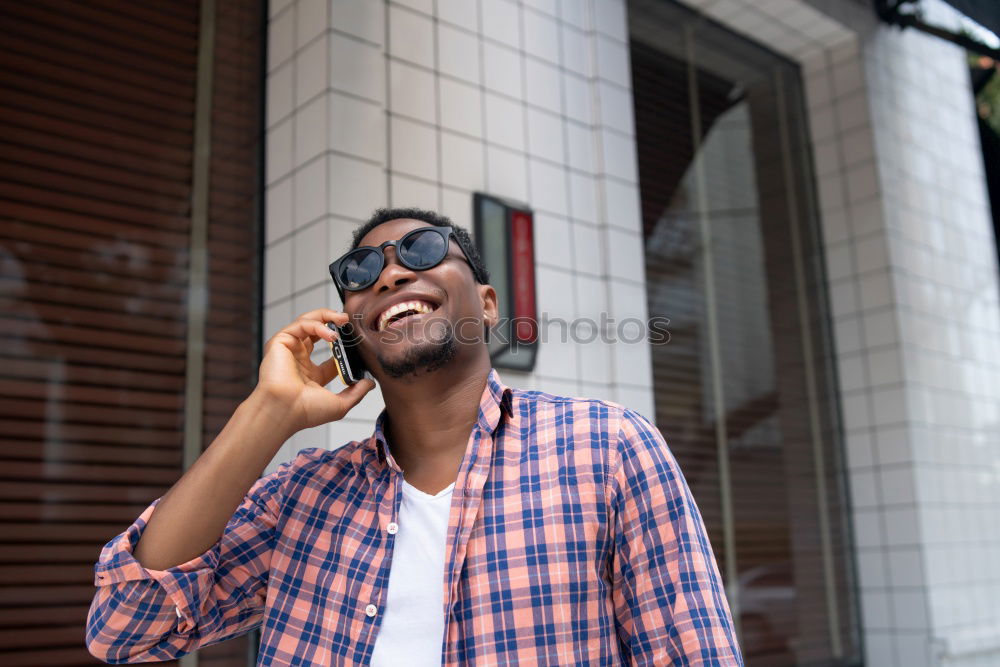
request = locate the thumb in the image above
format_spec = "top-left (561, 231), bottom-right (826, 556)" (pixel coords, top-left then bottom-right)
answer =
top-left (337, 377), bottom-right (377, 410)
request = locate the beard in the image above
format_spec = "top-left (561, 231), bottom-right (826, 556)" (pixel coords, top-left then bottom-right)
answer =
top-left (375, 318), bottom-right (458, 379)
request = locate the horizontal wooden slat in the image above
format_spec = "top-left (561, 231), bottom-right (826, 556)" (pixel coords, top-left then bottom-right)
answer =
top-left (0, 584), bottom-right (101, 606)
top-left (0, 604), bottom-right (85, 628)
top-left (0, 379), bottom-right (183, 411)
top-left (0, 543), bottom-right (108, 563)
top-left (0, 420), bottom-right (181, 449)
top-left (0, 481), bottom-right (166, 504)
top-left (0, 645), bottom-right (132, 666)
top-left (0, 461), bottom-right (180, 486)
top-left (0, 399), bottom-right (181, 429)
top-left (0, 502), bottom-right (162, 524)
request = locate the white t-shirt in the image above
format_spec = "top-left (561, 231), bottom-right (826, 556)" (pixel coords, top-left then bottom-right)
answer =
top-left (369, 478), bottom-right (454, 667)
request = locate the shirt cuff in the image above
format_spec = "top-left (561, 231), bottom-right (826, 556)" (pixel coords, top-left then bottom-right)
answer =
top-left (93, 497), bottom-right (222, 631)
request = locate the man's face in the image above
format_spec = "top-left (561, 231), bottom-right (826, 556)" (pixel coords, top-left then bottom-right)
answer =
top-left (342, 218), bottom-right (496, 379)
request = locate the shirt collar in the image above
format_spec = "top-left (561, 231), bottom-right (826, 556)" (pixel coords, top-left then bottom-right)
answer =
top-left (366, 368), bottom-right (514, 469)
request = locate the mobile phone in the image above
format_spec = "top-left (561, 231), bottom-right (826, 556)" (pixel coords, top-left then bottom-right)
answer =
top-left (326, 321), bottom-right (369, 385)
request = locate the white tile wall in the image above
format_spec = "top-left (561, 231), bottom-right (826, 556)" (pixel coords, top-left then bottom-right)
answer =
top-left (265, 0), bottom-right (653, 463)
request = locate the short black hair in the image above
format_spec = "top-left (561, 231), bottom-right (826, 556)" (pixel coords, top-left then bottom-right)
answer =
top-left (350, 207), bottom-right (490, 285)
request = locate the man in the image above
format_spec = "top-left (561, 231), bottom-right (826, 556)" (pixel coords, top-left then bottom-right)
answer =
top-left (86, 208), bottom-right (742, 665)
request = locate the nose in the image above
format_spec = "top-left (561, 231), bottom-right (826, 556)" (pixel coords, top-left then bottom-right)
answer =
top-left (372, 244), bottom-right (417, 293)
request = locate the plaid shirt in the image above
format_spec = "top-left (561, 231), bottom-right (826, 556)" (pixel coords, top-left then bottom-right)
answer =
top-left (87, 369), bottom-right (742, 665)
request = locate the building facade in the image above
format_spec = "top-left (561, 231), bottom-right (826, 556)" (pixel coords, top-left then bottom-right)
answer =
top-left (1, 0), bottom-right (996, 665)
top-left (262, 0), bottom-right (1000, 666)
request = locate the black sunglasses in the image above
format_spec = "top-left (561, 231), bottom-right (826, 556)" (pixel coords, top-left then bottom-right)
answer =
top-left (329, 226), bottom-right (483, 301)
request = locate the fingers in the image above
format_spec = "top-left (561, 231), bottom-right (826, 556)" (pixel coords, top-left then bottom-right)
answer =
top-left (297, 308), bottom-right (349, 326)
top-left (282, 318), bottom-right (338, 344)
top-left (316, 356), bottom-right (342, 387)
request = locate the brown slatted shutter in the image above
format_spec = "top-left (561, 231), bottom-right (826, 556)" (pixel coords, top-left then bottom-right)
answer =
top-left (0, 0), bottom-right (263, 664)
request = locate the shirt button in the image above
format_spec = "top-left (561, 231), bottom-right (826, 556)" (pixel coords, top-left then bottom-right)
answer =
top-left (365, 604), bottom-right (378, 618)
top-left (387, 522), bottom-right (399, 535)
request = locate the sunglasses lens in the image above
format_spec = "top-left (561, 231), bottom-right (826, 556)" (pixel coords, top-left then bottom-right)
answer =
top-left (338, 248), bottom-right (382, 290)
top-left (399, 229), bottom-right (448, 269)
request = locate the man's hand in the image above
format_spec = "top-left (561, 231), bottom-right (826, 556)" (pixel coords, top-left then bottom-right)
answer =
top-left (255, 308), bottom-right (376, 434)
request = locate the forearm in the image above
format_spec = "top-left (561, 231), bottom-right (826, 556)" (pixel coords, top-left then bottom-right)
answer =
top-left (133, 390), bottom-right (297, 571)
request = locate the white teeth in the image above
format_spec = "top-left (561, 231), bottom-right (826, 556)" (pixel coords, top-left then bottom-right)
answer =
top-left (377, 300), bottom-right (436, 332)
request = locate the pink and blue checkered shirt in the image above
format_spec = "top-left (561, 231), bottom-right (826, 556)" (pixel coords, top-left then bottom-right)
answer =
top-left (87, 369), bottom-right (742, 665)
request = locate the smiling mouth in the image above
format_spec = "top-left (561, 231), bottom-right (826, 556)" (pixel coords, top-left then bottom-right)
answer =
top-left (375, 300), bottom-right (440, 332)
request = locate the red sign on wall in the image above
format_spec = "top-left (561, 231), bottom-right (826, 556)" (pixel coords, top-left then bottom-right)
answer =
top-left (473, 193), bottom-right (538, 372)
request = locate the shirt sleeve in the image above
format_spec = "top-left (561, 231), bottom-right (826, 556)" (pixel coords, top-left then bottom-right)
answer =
top-left (85, 457), bottom-right (296, 664)
top-left (608, 408), bottom-right (744, 666)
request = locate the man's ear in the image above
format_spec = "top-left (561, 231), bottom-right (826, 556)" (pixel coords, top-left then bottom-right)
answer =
top-left (479, 284), bottom-right (498, 328)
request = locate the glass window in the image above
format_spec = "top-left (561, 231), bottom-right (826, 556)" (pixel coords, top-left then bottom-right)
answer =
top-left (629, 0), bottom-right (861, 663)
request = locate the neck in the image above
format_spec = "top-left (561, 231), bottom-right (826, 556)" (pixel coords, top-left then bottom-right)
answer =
top-left (379, 354), bottom-right (493, 485)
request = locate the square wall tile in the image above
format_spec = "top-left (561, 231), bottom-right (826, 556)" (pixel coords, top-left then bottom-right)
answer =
top-left (266, 178), bottom-right (294, 244)
top-left (293, 220), bottom-right (329, 291)
top-left (566, 122), bottom-right (596, 174)
top-left (526, 108), bottom-right (564, 163)
top-left (267, 118), bottom-right (294, 185)
top-left (485, 92), bottom-right (525, 151)
top-left (296, 35), bottom-right (329, 107)
top-left (437, 0), bottom-right (478, 31)
top-left (439, 78), bottom-right (483, 138)
top-left (482, 0), bottom-right (520, 47)
top-left (388, 4), bottom-right (434, 68)
top-left (595, 34), bottom-right (630, 88)
top-left (296, 0), bottom-right (328, 49)
top-left (328, 93), bottom-right (386, 163)
top-left (529, 158), bottom-right (568, 216)
top-left (534, 213), bottom-right (573, 271)
top-left (564, 72), bottom-right (594, 125)
top-left (269, 7), bottom-right (295, 72)
top-left (593, 0), bottom-right (627, 42)
top-left (263, 299), bottom-right (293, 344)
top-left (562, 25), bottom-right (593, 78)
top-left (603, 179), bottom-right (641, 231)
top-left (268, 62), bottom-right (294, 127)
top-left (525, 58), bottom-right (563, 114)
top-left (326, 216), bottom-right (361, 264)
top-left (598, 81), bottom-right (634, 136)
top-left (330, 34), bottom-right (384, 103)
top-left (600, 129), bottom-right (638, 182)
top-left (486, 145), bottom-right (529, 201)
top-left (573, 222), bottom-right (602, 276)
top-left (328, 153), bottom-right (386, 221)
top-left (293, 156), bottom-right (328, 228)
top-left (569, 172), bottom-right (599, 224)
top-left (294, 94), bottom-right (328, 168)
top-left (441, 131), bottom-right (485, 191)
top-left (331, 0), bottom-right (384, 45)
top-left (394, 0), bottom-right (433, 15)
top-left (483, 42), bottom-right (523, 99)
top-left (390, 59), bottom-right (436, 124)
top-left (605, 227), bottom-right (644, 283)
top-left (438, 22), bottom-right (481, 85)
top-left (560, 0), bottom-right (591, 31)
top-left (265, 236), bottom-right (293, 305)
top-left (390, 116), bottom-right (438, 178)
top-left (523, 9), bottom-right (560, 65)
top-left (441, 186), bottom-right (474, 227)
top-left (390, 173), bottom-right (439, 210)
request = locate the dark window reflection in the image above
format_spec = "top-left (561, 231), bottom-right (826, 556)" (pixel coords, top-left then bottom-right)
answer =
top-left (0, 0), bottom-right (263, 664)
top-left (629, 1), bottom-right (861, 664)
